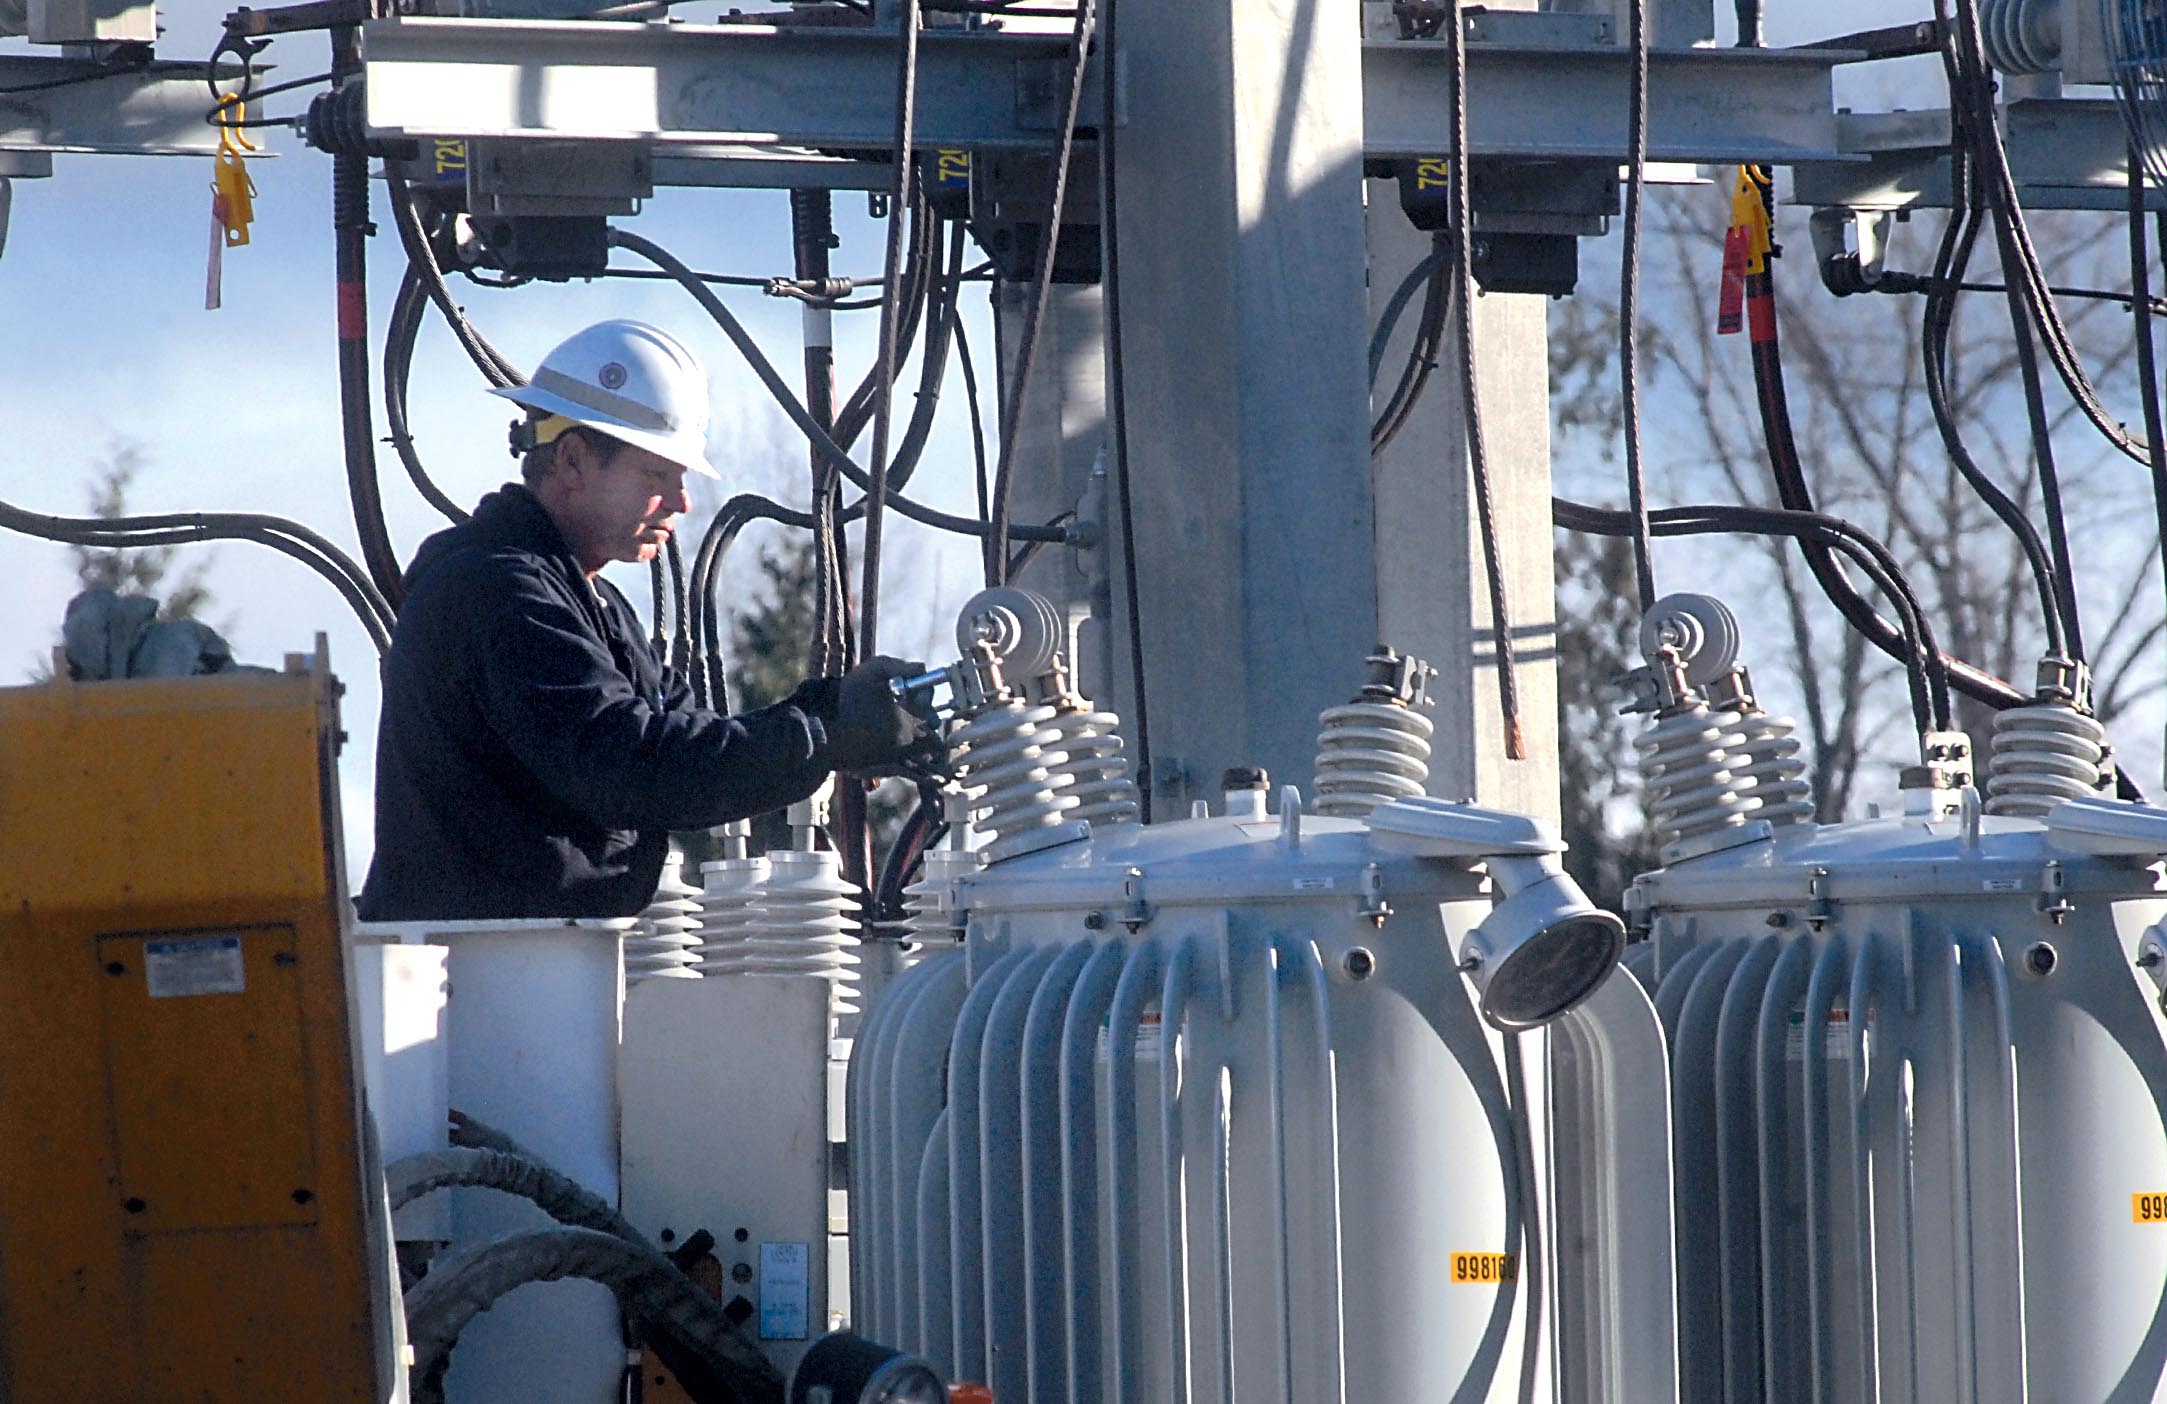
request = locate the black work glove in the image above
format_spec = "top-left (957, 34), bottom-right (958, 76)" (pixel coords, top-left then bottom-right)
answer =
top-left (828, 655), bottom-right (939, 772)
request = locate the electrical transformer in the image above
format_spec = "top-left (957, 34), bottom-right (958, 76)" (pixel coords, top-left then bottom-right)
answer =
top-left (847, 589), bottom-right (1652, 1403)
top-left (1622, 593), bottom-right (2167, 1404)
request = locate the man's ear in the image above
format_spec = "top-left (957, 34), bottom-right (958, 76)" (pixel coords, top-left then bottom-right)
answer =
top-left (553, 430), bottom-right (593, 486)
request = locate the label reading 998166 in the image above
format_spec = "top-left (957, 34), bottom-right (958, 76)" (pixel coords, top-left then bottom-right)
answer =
top-left (2136, 1194), bottom-right (2167, 1223)
top-left (1451, 1252), bottom-right (1519, 1284)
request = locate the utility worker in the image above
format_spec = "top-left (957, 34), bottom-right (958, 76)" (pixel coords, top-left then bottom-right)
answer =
top-left (357, 318), bottom-right (931, 921)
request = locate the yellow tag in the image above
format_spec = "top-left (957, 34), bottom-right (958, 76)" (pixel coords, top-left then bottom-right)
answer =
top-left (2133, 1193), bottom-right (2167, 1223)
top-left (1726, 165), bottom-right (1773, 277)
top-left (213, 148), bottom-right (256, 248)
top-left (1450, 1252), bottom-right (1519, 1284)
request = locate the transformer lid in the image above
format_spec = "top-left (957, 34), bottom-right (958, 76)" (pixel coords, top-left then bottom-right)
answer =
top-left (2045, 797), bottom-right (2167, 859)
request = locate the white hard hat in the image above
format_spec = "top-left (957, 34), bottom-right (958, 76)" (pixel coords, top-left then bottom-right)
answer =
top-left (494, 319), bottom-right (718, 478)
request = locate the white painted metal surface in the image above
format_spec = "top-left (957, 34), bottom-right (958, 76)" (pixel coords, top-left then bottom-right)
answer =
top-left (1628, 807), bottom-right (2167, 1404)
top-left (350, 936), bottom-right (452, 1242)
top-left (621, 976), bottom-right (835, 1378)
top-left (424, 918), bottom-right (631, 1404)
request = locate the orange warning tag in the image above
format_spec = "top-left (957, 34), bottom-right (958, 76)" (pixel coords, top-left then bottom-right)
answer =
top-left (1717, 223), bottom-right (1748, 335)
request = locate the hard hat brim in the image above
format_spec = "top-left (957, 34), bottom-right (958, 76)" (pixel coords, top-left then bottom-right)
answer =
top-left (492, 383), bottom-right (721, 479)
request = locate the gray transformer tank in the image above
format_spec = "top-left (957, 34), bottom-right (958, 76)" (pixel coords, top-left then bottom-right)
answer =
top-left (1627, 794), bottom-right (2167, 1404)
top-left (849, 803), bottom-right (1546, 1404)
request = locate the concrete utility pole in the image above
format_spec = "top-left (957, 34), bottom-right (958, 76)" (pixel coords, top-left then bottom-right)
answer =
top-left (1097, 0), bottom-right (1559, 816)
top-left (1365, 182), bottom-right (1561, 826)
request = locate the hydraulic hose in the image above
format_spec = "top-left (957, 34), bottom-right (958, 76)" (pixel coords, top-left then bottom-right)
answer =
top-left (386, 1146), bottom-right (652, 1248)
top-left (403, 1227), bottom-right (784, 1404)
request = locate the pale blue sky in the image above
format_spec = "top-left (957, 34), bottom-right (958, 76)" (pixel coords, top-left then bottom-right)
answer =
top-left (2, 0), bottom-right (986, 874)
top-left (8, 0), bottom-right (2158, 875)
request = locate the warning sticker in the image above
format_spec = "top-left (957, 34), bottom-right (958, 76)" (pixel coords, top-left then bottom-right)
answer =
top-left (143, 937), bottom-right (246, 999)
top-left (1450, 1252), bottom-right (1519, 1285)
top-left (759, 1241), bottom-right (810, 1340)
top-left (2134, 1193), bottom-right (2167, 1224)
top-left (1786, 1001), bottom-right (1852, 1059)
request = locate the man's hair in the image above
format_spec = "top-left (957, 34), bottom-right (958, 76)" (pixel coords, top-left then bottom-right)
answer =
top-left (520, 418), bottom-right (624, 486)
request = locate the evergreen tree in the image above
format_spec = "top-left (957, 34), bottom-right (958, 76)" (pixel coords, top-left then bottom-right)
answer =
top-left (69, 442), bottom-right (216, 621)
top-left (727, 538), bottom-right (823, 709)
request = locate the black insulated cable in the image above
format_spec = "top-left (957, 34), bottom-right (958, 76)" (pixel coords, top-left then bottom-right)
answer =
top-left (1947, 0), bottom-right (2084, 659)
top-left (387, 173), bottom-right (523, 390)
top-left (1620, 0), bottom-right (1657, 613)
top-left (985, 0), bottom-right (1097, 586)
top-left (1370, 235), bottom-right (1451, 456)
top-left (954, 301), bottom-right (994, 526)
top-left (329, 33), bottom-right (403, 612)
top-left (1942, 0), bottom-right (2156, 472)
top-left (2134, 154), bottom-right (2167, 630)
top-left (1097, 0), bottom-right (1150, 817)
top-left (1446, 0), bottom-right (1528, 760)
top-left (1750, 256), bottom-right (2041, 722)
top-left (792, 186), bottom-right (850, 680)
top-left (384, 265), bottom-right (475, 525)
top-left (1368, 240), bottom-right (1447, 387)
top-left (859, 0), bottom-right (927, 659)
top-left (1555, 497), bottom-right (1944, 735)
top-left (608, 228), bottom-right (1064, 545)
top-left (0, 498), bottom-right (393, 651)
top-left (1916, 200), bottom-right (2068, 653)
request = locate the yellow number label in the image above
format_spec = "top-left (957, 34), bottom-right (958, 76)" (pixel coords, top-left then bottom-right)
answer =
top-left (935, 149), bottom-right (970, 183)
top-left (1451, 1252), bottom-right (1519, 1284)
top-left (2134, 1193), bottom-right (2167, 1223)
top-left (433, 138), bottom-right (468, 178)
top-left (1414, 157), bottom-right (1451, 191)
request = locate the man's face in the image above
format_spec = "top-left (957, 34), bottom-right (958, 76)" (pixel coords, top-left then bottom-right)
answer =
top-left (553, 432), bottom-right (693, 574)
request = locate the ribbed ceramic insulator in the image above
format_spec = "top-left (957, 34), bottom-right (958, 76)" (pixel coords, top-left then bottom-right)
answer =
top-left (626, 851), bottom-right (704, 985)
top-left (951, 700), bottom-right (1080, 848)
top-left (740, 849), bottom-right (863, 1014)
top-left (900, 847), bottom-right (981, 968)
top-left (1985, 704), bottom-right (2109, 817)
top-left (1040, 706), bottom-right (1141, 829)
top-left (1724, 707), bottom-right (1814, 827)
top-left (694, 855), bottom-right (769, 975)
top-left (1637, 704), bottom-right (1754, 848)
top-left (1312, 701), bottom-right (1435, 817)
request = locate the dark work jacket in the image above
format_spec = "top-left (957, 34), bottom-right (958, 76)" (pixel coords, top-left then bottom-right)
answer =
top-left (357, 484), bottom-right (838, 921)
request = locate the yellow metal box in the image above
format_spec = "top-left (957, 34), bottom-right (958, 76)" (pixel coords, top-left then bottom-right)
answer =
top-left (0, 651), bottom-right (395, 1401)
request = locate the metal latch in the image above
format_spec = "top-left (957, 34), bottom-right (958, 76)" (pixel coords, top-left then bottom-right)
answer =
top-left (2037, 860), bottom-right (2073, 925)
